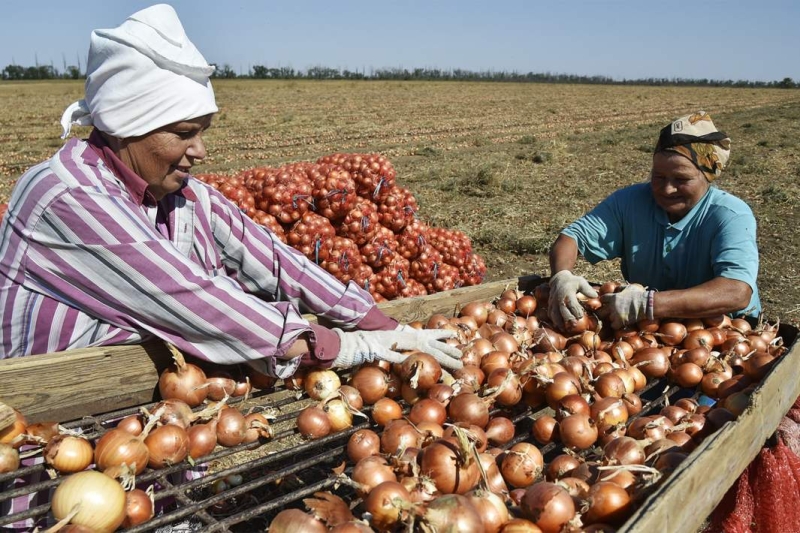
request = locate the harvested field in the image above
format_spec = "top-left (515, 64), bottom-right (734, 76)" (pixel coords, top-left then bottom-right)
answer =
top-left (1, 80), bottom-right (798, 324)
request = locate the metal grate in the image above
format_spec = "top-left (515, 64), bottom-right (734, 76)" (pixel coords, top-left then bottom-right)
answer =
top-left (0, 370), bottom-right (691, 532)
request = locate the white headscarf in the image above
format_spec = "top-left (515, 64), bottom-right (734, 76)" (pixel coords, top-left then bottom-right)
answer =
top-left (60, 4), bottom-right (218, 139)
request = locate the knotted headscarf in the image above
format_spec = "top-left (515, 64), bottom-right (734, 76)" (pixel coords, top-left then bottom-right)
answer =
top-left (60, 4), bottom-right (218, 139)
top-left (654, 111), bottom-right (731, 181)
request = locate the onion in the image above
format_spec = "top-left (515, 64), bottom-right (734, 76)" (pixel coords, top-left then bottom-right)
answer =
top-left (24, 420), bottom-right (60, 444)
top-left (423, 494), bottom-right (484, 532)
top-left (485, 416), bottom-right (515, 446)
top-left (51, 470), bottom-right (126, 533)
top-left (338, 385), bottom-right (364, 410)
top-left (487, 368), bottom-right (523, 407)
top-left (466, 488), bottom-right (510, 533)
top-left (520, 482), bottom-right (576, 533)
top-left (122, 488), bottom-right (154, 528)
top-left (158, 350), bottom-right (208, 407)
top-left (349, 366), bottom-right (391, 404)
top-left (347, 429), bottom-right (380, 463)
top-left (372, 397), bottom-right (403, 427)
top-left (500, 518), bottom-right (545, 532)
top-left (400, 352), bottom-right (442, 391)
top-left (304, 369), bottom-right (342, 401)
top-left (144, 425), bottom-right (189, 468)
top-left (94, 428), bottom-right (149, 475)
top-left (602, 436), bottom-right (644, 465)
top-left (116, 415), bottom-right (143, 436)
top-left (558, 414), bottom-right (598, 450)
top-left (216, 407), bottom-right (247, 447)
top-left (324, 398), bottom-right (354, 432)
top-left (296, 406), bottom-right (331, 439)
top-left (44, 434), bottom-right (94, 473)
top-left (546, 454), bottom-right (581, 481)
top-left (363, 480), bottom-right (411, 531)
top-left (501, 442), bottom-right (544, 488)
top-left (584, 481), bottom-right (631, 525)
top-left (352, 455), bottom-right (397, 495)
top-left (187, 421), bottom-right (218, 459)
top-left (269, 509), bottom-right (327, 533)
top-left (448, 392), bottom-right (491, 428)
top-left (672, 362), bottom-right (704, 388)
top-left (532, 415), bottom-right (558, 445)
top-left (205, 371), bottom-right (237, 401)
top-left (0, 409), bottom-right (26, 448)
top-left (409, 398), bottom-right (447, 426)
top-left (381, 420), bottom-right (422, 454)
top-left (243, 413), bottom-right (273, 443)
top-left (0, 443), bottom-right (20, 473)
top-left (421, 438), bottom-right (480, 494)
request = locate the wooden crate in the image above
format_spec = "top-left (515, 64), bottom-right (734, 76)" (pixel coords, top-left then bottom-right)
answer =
top-left (0, 274), bottom-right (797, 533)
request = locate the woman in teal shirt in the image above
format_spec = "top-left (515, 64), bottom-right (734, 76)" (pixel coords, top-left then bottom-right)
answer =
top-left (548, 111), bottom-right (760, 331)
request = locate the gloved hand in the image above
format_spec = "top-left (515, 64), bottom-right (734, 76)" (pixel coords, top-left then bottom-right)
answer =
top-left (332, 328), bottom-right (464, 370)
top-left (547, 270), bottom-right (599, 331)
top-left (598, 284), bottom-right (653, 330)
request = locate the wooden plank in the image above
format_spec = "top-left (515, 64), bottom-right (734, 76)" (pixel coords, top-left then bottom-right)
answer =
top-left (620, 326), bottom-right (800, 533)
top-left (0, 340), bottom-right (175, 423)
top-left (377, 274), bottom-right (543, 323)
top-left (0, 275), bottom-right (541, 423)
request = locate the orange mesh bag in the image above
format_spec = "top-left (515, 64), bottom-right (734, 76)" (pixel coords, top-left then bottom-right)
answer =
top-left (704, 462), bottom-right (754, 533)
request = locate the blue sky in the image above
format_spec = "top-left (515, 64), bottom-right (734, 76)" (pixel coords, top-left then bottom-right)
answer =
top-left (2, 1), bottom-right (798, 82)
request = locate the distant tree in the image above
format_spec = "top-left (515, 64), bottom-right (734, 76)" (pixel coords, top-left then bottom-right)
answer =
top-left (2, 64), bottom-right (25, 80)
top-left (777, 77), bottom-right (795, 88)
top-left (63, 65), bottom-right (82, 79)
top-left (251, 65), bottom-right (268, 79)
top-left (212, 63), bottom-right (237, 79)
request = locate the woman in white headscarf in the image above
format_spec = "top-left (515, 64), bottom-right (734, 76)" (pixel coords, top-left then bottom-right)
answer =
top-left (0, 4), bottom-right (461, 531)
top-left (2, 4), bottom-right (462, 374)
top-left (546, 111), bottom-right (760, 332)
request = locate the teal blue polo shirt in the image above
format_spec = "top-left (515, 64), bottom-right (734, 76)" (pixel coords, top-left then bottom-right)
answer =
top-left (562, 182), bottom-right (761, 317)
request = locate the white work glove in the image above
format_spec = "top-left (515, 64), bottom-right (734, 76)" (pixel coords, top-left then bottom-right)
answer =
top-left (332, 328), bottom-right (464, 370)
top-left (547, 270), bottom-right (599, 331)
top-left (598, 284), bottom-right (653, 330)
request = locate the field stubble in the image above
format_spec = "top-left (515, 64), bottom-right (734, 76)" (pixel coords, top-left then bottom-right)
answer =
top-left (0, 80), bottom-right (798, 324)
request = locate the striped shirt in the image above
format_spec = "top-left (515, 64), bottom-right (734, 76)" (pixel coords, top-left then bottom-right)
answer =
top-left (0, 132), bottom-right (395, 377)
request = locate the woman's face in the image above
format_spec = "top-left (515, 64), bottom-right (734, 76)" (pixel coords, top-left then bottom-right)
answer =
top-left (650, 151), bottom-right (710, 222)
top-left (116, 114), bottom-right (213, 200)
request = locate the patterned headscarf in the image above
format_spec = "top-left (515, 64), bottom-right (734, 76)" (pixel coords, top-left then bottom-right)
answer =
top-left (654, 111), bottom-right (731, 181)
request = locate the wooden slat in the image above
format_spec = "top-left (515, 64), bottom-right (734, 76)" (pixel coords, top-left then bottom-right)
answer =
top-left (620, 327), bottom-right (800, 533)
top-left (0, 340), bottom-right (175, 423)
top-left (0, 275), bottom-right (542, 423)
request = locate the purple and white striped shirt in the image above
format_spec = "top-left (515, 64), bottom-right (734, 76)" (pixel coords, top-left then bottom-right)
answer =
top-left (0, 132), bottom-right (396, 377)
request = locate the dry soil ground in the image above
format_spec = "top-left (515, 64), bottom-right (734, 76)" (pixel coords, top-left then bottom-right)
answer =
top-left (1, 80), bottom-right (797, 325)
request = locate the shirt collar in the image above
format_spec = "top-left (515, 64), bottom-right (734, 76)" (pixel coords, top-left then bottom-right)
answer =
top-left (86, 129), bottom-right (197, 205)
top-left (654, 187), bottom-right (713, 231)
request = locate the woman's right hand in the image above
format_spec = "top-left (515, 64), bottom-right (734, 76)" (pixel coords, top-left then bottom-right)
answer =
top-left (331, 328), bottom-right (463, 370)
top-left (547, 270), bottom-right (598, 330)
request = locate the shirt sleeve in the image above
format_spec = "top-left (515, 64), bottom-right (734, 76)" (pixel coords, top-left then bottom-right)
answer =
top-left (561, 191), bottom-right (625, 264)
top-left (710, 206), bottom-right (759, 292)
top-left (24, 185), bottom-right (377, 378)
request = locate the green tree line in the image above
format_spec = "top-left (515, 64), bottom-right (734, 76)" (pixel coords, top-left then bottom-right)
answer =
top-left (2, 62), bottom-right (796, 88)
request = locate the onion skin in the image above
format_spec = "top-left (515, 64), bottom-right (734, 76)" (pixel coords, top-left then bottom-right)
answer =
top-left (421, 438), bottom-right (480, 495)
top-left (51, 470), bottom-right (126, 533)
top-left (363, 480), bottom-right (411, 531)
top-left (296, 406), bottom-right (332, 439)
